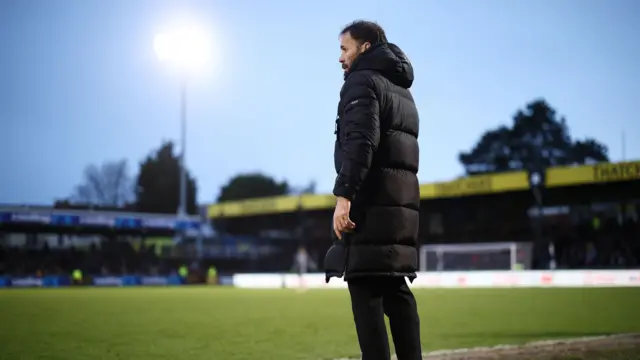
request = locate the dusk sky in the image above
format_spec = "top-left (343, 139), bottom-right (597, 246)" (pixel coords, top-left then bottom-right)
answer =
top-left (1, 0), bottom-right (638, 206)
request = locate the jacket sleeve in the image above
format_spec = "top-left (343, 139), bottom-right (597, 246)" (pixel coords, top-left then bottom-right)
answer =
top-left (333, 75), bottom-right (380, 201)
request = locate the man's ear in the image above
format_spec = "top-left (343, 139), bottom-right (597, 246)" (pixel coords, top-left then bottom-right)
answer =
top-left (361, 42), bottom-right (371, 51)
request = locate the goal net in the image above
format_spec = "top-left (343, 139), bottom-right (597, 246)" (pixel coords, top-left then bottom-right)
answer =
top-left (419, 242), bottom-right (533, 272)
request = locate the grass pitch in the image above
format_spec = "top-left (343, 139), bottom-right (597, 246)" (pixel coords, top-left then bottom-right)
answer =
top-left (0, 287), bottom-right (639, 360)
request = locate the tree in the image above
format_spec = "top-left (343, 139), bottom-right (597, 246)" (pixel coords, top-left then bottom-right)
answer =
top-left (290, 180), bottom-right (317, 195)
top-left (217, 173), bottom-right (290, 202)
top-left (300, 180), bottom-right (316, 194)
top-left (213, 173), bottom-right (290, 235)
top-left (135, 141), bottom-right (198, 214)
top-left (69, 159), bottom-right (134, 207)
top-left (459, 99), bottom-right (609, 175)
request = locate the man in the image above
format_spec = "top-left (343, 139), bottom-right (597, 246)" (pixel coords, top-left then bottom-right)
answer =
top-left (292, 246), bottom-right (314, 291)
top-left (326, 20), bottom-right (422, 360)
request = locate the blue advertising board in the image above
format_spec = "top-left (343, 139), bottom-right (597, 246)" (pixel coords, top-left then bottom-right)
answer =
top-left (0, 275), bottom-right (185, 288)
top-left (0, 206), bottom-right (201, 232)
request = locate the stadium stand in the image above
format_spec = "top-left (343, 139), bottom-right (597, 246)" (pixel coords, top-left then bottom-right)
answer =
top-left (1, 160), bottom-right (638, 288)
top-left (207, 160), bottom-right (640, 272)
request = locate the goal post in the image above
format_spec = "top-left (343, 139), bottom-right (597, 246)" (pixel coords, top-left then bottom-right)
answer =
top-left (419, 242), bottom-right (533, 272)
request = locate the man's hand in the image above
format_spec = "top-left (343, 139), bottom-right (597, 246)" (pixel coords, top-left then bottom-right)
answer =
top-left (333, 196), bottom-right (355, 240)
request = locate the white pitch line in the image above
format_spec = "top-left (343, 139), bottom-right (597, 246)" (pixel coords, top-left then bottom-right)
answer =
top-left (330, 333), bottom-right (640, 360)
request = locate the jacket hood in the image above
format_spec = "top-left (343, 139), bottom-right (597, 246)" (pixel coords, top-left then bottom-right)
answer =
top-left (345, 43), bottom-right (414, 88)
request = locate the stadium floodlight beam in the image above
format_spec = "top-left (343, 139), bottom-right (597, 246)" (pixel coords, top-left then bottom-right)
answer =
top-left (153, 24), bottom-right (212, 219)
top-left (153, 25), bottom-right (211, 72)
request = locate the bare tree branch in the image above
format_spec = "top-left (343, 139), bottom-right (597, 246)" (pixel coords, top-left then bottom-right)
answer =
top-left (71, 159), bottom-right (133, 207)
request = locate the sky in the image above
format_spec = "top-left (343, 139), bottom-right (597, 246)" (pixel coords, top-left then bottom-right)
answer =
top-left (1, 0), bottom-right (639, 206)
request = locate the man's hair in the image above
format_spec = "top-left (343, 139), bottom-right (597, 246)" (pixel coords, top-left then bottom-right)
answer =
top-left (340, 20), bottom-right (387, 46)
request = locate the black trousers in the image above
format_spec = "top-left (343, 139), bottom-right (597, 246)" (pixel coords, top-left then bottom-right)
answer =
top-left (347, 276), bottom-right (422, 360)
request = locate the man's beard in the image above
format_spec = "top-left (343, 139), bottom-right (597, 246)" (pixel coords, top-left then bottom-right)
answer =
top-left (343, 47), bottom-right (366, 73)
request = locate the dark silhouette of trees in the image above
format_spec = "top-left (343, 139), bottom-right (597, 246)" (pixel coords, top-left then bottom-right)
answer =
top-left (290, 180), bottom-right (316, 195)
top-left (69, 159), bottom-right (134, 207)
top-left (459, 99), bottom-right (609, 175)
top-left (135, 141), bottom-right (198, 214)
top-left (217, 173), bottom-right (290, 202)
top-left (213, 173), bottom-right (291, 235)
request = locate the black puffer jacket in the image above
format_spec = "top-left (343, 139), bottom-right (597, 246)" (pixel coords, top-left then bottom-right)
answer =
top-left (330, 43), bottom-right (420, 281)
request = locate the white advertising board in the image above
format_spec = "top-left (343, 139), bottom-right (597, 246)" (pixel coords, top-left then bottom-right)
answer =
top-left (232, 270), bottom-right (640, 289)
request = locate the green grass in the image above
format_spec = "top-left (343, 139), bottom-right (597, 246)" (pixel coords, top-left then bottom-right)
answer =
top-left (0, 287), bottom-right (639, 360)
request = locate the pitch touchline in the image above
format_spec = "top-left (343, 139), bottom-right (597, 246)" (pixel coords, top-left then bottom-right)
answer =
top-left (328, 333), bottom-right (640, 360)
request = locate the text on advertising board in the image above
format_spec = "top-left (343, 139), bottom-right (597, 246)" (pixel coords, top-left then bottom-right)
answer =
top-left (433, 176), bottom-right (492, 197)
top-left (593, 162), bottom-right (640, 182)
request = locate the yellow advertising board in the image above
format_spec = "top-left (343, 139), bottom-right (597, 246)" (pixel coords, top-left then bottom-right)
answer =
top-left (299, 194), bottom-right (336, 210)
top-left (208, 171), bottom-right (529, 218)
top-left (545, 161), bottom-right (640, 187)
top-left (207, 195), bottom-right (299, 218)
top-left (206, 193), bottom-right (338, 219)
top-left (419, 170), bottom-right (529, 198)
top-left (207, 161), bottom-right (639, 219)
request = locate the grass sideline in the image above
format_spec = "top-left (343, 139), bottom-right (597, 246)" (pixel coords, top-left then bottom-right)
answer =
top-left (0, 287), bottom-right (639, 360)
top-left (416, 334), bottom-right (640, 360)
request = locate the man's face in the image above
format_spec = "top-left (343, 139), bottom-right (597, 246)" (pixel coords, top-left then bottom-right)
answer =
top-left (339, 32), bottom-right (370, 73)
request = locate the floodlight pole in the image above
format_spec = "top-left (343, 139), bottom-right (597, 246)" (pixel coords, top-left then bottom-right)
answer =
top-left (178, 74), bottom-right (187, 219)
